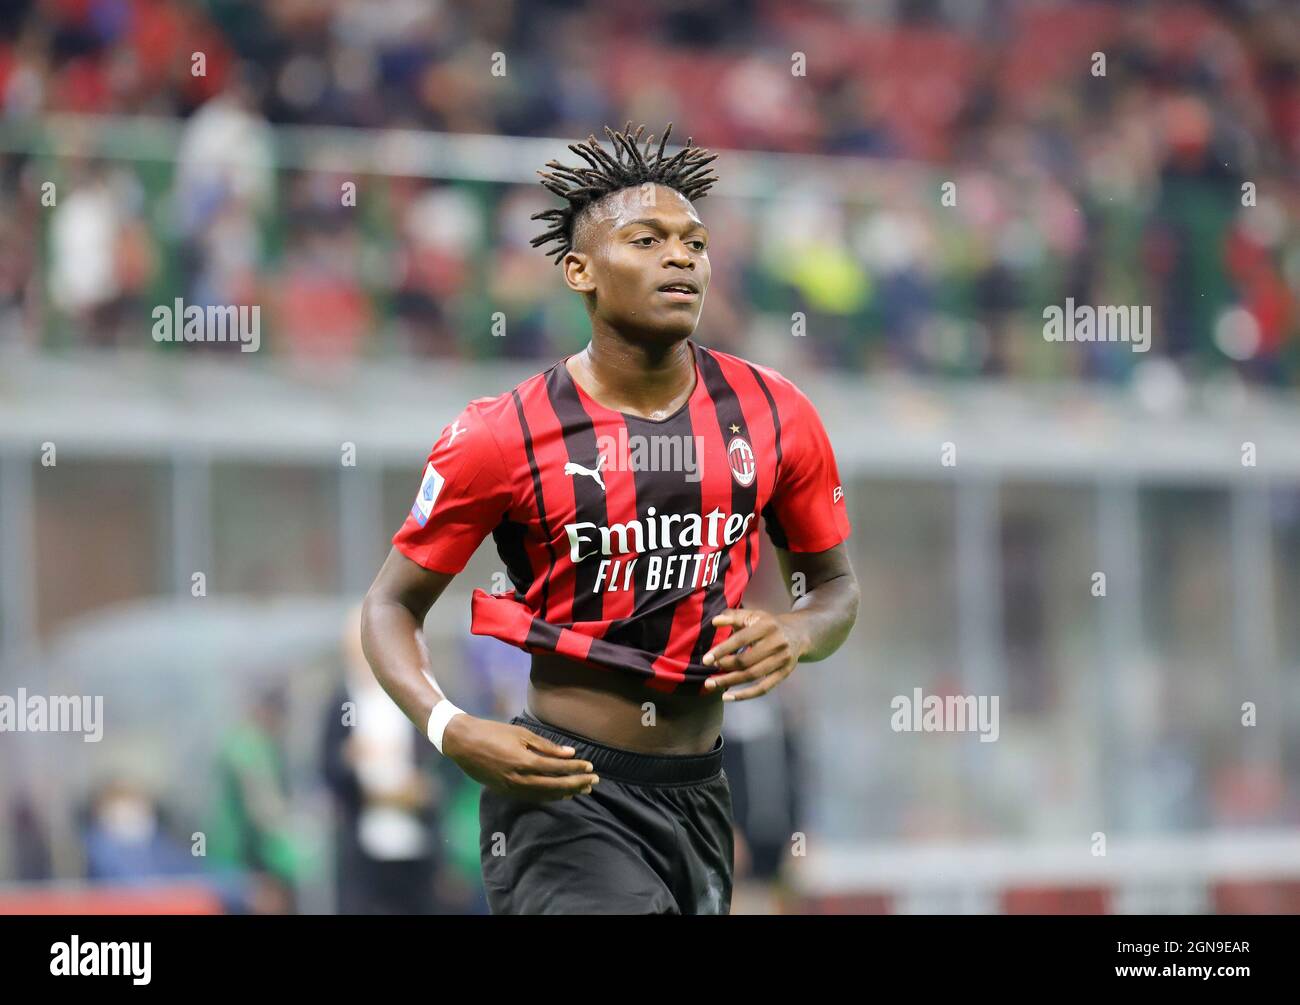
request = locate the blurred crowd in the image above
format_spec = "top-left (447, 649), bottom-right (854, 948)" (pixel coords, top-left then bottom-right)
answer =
top-left (1, 0), bottom-right (1300, 383)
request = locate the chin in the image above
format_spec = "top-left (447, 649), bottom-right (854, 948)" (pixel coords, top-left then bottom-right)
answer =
top-left (648, 318), bottom-right (700, 342)
top-left (617, 313), bottom-right (699, 343)
top-left (657, 303), bottom-right (706, 336)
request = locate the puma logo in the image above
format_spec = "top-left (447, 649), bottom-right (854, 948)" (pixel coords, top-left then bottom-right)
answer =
top-left (564, 454), bottom-right (606, 492)
top-left (446, 419), bottom-right (466, 445)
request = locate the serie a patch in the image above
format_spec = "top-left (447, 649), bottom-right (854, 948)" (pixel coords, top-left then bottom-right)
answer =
top-left (411, 462), bottom-right (445, 527)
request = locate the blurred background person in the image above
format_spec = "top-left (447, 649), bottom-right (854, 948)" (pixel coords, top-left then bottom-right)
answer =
top-left (47, 159), bottom-right (157, 347)
top-left (207, 680), bottom-right (308, 914)
top-left (722, 699), bottom-right (804, 915)
top-left (81, 778), bottom-right (197, 883)
top-left (322, 606), bottom-right (440, 914)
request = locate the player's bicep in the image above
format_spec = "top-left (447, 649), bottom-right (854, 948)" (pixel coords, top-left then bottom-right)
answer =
top-left (369, 546), bottom-right (457, 620)
top-left (776, 542), bottom-right (855, 600)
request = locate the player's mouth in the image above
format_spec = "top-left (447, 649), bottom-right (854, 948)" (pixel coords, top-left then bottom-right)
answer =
top-left (657, 279), bottom-right (700, 302)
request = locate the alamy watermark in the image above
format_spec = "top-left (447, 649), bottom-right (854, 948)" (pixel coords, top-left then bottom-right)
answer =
top-left (890, 687), bottom-right (999, 742)
top-left (50, 937), bottom-right (150, 984)
top-left (151, 299), bottom-right (261, 352)
top-left (567, 431), bottom-right (708, 487)
top-left (1043, 298), bottom-right (1151, 353)
top-left (0, 689), bottom-right (103, 742)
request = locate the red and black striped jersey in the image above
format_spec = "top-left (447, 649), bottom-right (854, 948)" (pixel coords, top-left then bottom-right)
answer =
top-left (393, 340), bottom-right (850, 694)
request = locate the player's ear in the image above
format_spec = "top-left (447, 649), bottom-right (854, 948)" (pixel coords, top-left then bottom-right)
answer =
top-left (563, 251), bottom-right (596, 294)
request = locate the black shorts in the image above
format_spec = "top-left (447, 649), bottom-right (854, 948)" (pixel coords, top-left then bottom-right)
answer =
top-left (479, 711), bottom-right (734, 915)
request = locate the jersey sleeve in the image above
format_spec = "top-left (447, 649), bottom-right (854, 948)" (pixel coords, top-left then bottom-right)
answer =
top-left (762, 385), bottom-right (851, 553)
top-left (392, 402), bottom-right (513, 574)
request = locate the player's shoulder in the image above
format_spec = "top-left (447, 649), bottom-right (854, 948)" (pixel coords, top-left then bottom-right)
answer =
top-left (697, 344), bottom-right (812, 409)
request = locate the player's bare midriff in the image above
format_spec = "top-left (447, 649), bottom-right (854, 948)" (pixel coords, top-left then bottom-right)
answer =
top-left (526, 650), bottom-right (724, 755)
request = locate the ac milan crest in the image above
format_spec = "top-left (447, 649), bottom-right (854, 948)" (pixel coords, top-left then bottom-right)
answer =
top-left (727, 436), bottom-right (756, 487)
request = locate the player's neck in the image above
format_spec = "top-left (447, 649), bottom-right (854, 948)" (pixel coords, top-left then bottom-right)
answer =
top-left (571, 329), bottom-right (696, 421)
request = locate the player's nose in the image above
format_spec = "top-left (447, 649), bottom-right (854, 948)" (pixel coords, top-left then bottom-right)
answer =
top-left (662, 237), bottom-right (694, 268)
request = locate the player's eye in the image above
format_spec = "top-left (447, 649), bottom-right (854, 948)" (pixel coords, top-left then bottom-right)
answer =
top-left (631, 236), bottom-right (656, 246)
top-left (688, 240), bottom-right (707, 251)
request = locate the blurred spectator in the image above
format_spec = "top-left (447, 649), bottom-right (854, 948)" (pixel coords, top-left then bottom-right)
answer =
top-left (322, 607), bottom-right (440, 914)
top-left (7, 791), bottom-right (52, 882)
top-left (47, 161), bottom-right (156, 346)
top-left (173, 73), bottom-right (273, 351)
top-left (206, 680), bottom-right (307, 914)
top-left (81, 779), bottom-right (197, 882)
top-left (722, 697), bottom-right (803, 914)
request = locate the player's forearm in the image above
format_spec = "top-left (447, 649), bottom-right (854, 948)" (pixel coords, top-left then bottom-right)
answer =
top-left (359, 594), bottom-right (444, 732)
top-left (781, 572), bottom-right (859, 663)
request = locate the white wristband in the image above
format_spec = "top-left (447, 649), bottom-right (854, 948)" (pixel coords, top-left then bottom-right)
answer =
top-left (426, 699), bottom-right (465, 754)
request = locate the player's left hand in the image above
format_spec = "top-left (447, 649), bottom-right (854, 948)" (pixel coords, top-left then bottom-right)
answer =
top-left (701, 609), bottom-right (809, 701)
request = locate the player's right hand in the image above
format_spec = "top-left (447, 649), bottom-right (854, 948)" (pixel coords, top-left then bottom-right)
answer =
top-left (441, 715), bottom-right (600, 802)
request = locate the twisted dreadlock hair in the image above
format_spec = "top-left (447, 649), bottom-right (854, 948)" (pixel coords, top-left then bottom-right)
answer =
top-left (530, 122), bottom-right (719, 264)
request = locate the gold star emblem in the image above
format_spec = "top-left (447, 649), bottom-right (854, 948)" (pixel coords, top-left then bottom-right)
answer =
top-left (729, 423), bottom-right (741, 434)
